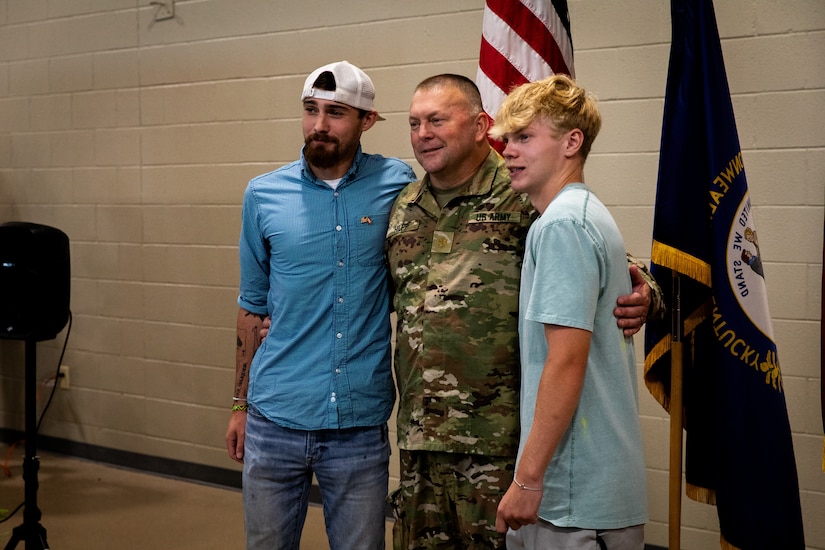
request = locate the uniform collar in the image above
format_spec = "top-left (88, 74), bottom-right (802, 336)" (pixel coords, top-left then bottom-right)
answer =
top-left (410, 148), bottom-right (504, 205)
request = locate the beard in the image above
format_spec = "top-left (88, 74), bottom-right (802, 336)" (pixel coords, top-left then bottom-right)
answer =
top-left (304, 134), bottom-right (357, 169)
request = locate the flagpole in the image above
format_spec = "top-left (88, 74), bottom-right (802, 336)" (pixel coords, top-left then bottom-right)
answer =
top-left (669, 273), bottom-right (683, 550)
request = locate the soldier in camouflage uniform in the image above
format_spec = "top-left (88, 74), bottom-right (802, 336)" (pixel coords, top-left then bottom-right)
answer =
top-left (386, 74), bottom-right (662, 549)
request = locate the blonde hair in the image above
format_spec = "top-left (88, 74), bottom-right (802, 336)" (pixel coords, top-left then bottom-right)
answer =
top-left (489, 74), bottom-right (601, 159)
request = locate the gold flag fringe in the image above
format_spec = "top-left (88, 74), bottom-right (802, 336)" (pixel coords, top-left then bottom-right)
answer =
top-left (690, 481), bottom-right (751, 550)
top-left (720, 534), bottom-right (742, 550)
top-left (686, 482), bottom-right (716, 505)
top-left (651, 240), bottom-right (711, 286)
top-left (643, 335), bottom-right (671, 411)
top-left (643, 299), bottom-right (713, 415)
top-left (684, 299), bottom-right (713, 336)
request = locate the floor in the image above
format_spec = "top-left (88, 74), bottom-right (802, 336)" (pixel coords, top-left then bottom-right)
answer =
top-left (0, 446), bottom-right (394, 549)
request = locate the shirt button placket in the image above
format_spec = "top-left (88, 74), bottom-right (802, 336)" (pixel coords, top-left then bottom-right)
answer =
top-left (332, 191), bottom-right (346, 422)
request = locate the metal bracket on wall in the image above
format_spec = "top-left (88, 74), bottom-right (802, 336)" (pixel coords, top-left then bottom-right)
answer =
top-left (150, 0), bottom-right (175, 21)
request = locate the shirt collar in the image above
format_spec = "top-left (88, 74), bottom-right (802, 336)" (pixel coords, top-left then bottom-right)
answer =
top-left (299, 144), bottom-right (365, 187)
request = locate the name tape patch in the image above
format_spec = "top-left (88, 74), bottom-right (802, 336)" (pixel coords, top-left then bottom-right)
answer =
top-left (469, 212), bottom-right (521, 223)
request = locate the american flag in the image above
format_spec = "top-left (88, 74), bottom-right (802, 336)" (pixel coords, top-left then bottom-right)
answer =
top-left (476, 0), bottom-right (574, 122)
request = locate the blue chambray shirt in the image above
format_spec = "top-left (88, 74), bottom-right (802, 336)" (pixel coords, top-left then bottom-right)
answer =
top-left (238, 146), bottom-right (416, 430)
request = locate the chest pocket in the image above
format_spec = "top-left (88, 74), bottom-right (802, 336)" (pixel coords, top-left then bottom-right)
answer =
top-left (353, 213), bottom-right (390, 266)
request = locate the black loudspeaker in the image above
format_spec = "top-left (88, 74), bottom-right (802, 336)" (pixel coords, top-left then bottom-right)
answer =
top-left (0, 222), bottom-right (71, 342)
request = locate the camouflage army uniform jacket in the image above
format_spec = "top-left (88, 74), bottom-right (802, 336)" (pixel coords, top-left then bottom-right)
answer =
top-left (386, 150), bottom-right (535, 458)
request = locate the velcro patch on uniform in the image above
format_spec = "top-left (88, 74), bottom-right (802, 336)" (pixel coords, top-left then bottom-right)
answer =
top-left (390, 219), bottom-right (420, 233)
top-left (468, 211), bottom-right (521, 223)
top-left (431, 231), bottom-right (453, 253)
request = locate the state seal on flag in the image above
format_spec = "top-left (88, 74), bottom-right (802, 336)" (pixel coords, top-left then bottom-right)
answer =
top-left (725, 191), bottom-right (774, 339)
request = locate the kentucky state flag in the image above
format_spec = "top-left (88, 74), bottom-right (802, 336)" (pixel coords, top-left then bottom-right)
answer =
top-left (643, 0), bottom-right (805, 548)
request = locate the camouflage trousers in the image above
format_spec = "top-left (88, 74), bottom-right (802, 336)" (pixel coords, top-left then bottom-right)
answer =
top-left (389, 450), bottom-right (514, 550)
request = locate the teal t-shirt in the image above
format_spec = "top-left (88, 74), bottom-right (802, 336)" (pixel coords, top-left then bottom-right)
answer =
top-left (518, 183), bottom-right (648, 529)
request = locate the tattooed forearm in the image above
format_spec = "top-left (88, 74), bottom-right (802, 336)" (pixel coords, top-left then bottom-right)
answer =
top-left (234, 362), bottom-right (248, 397)
top-left (234, 309), bottom-right (266, 399)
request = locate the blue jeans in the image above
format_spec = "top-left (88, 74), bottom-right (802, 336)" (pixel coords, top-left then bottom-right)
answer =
top-left (243, 406), bottom-right (390, 550)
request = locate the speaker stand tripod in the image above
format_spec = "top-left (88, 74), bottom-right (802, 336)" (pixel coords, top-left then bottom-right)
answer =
top-left (5, 339), bottom-right (49, 550)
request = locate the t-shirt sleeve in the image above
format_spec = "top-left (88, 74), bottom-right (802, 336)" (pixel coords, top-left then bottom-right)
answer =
top-left (524, 219), bottom-right (604, 332)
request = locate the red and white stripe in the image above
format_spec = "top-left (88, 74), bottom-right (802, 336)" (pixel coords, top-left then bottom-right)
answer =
top-left (476, 0), bottom-right (575, 120)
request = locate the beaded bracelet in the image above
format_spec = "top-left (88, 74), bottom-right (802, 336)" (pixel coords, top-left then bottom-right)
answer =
top-left (513, 477), bottom-right (542, 492)
top-left (231, 403), bottom-right (248, 412)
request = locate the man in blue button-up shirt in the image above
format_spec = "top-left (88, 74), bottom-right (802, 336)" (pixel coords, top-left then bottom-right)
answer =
top-left (225, 61), bottom-right (416, 550)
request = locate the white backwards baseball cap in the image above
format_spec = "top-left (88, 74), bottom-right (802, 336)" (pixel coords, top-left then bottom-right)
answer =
top-left (301, 61), bottom-right (384, 120)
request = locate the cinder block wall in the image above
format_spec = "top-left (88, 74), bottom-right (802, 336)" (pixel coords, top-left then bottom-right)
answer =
top-left (0, 1), bottom-right (822, 548)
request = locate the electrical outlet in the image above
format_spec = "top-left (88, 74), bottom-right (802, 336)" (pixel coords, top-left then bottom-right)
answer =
top-left (58, 365), bottom-right (70, 389)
